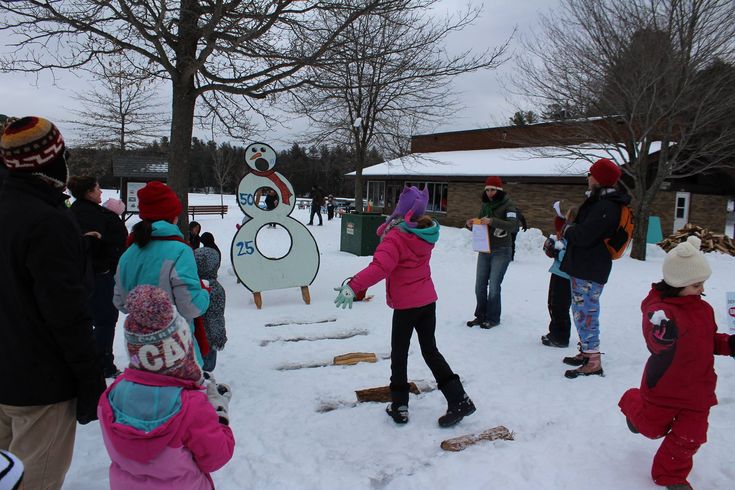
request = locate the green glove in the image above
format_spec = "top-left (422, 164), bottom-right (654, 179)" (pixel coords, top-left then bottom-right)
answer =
top-left (334, 284), bottom-right (356, 309)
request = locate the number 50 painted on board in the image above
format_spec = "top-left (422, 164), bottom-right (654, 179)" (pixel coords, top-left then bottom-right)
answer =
top-left (239, 193), bottom-right (257, 206)
top-left (235, 240), bottom-right (255, 256)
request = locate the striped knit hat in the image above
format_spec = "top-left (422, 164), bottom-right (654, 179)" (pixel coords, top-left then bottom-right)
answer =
top-left (124, 285), bottom-right (203, 383)
top-left (0, 117), bottom-right (68, 188)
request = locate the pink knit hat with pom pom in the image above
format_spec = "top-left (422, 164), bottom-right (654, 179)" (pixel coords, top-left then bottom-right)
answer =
top-left (124, 285), bottom-right (202, 382)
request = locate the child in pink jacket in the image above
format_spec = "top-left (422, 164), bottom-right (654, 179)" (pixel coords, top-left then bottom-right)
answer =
top-left (334, 186), bottom-right (476, 427)
top-left (98, 285), bottom-right (235, 490)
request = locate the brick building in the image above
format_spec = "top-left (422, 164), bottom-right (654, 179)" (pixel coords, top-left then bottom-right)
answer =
top-left (353, 122), bottom-right (735, 237)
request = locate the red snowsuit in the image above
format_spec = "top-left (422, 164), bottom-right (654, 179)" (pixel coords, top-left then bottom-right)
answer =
top-left (619, 288), bottom-right (734, 487)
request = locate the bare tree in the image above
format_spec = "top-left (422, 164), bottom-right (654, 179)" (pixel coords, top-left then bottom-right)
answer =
top-left (65, 54), bottom-right (167, 150)
top-left (290, 1), bottom-right (510, 210)
top-left (0, 0), bottom-right (412, 229)
top-left (516, 0), bottom-right (735, 260)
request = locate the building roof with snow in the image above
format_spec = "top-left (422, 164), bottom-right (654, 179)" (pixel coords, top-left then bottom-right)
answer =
top-left (352, 143), bottom-right (662, 179)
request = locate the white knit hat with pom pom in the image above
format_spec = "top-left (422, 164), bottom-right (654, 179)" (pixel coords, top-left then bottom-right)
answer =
top-left (662, 236), bottom-right (711, 287)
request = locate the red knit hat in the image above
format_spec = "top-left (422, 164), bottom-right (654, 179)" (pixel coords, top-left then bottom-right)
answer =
top-left (484, 176), bottom-right (503, 190)
top-left (0, 116), bottom-right (68, 188)
top-left (124, 285), bottom-right (203, 383)
top-left (137, 181), bottom-right (182, 222)
top-left (589, 158), bottom-right (621, 187)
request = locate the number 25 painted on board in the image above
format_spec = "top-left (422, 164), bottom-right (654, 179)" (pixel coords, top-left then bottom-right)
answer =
top-left (236, 240), bottom-right (255, 256)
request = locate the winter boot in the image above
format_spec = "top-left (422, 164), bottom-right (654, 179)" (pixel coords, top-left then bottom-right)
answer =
top-left (564, 352), bottom-right (604, 378)
top-left (385, 390), bottom-right (409, 424)
top-left (626, 417), bottom-right (639, 434)
top-left (541, 334), bottom-right (569, 348)
top-left (466, 317), bottom-right (483, 327)
top-left (562, 344), bottom-right (585, 366)
top-left (438, 377), bottom-right (476, 428)
top-left (666, 485), bottom-right (693, 490)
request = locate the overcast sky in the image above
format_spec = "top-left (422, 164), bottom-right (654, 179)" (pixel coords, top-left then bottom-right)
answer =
top-left (0, 0), bottom-right (557, 150)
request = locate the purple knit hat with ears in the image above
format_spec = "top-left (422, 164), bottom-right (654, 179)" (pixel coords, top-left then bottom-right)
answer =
top-left (377, 185), bottom-right (429, 235)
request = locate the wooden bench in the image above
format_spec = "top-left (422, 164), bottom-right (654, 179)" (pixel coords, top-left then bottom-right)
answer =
top-left (188, 205), bottom-right (228, 219)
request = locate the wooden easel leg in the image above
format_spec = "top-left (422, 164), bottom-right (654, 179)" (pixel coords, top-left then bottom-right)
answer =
top-left (300, 286), bottom-right (311, 305)
top-left (253, 292), bottom-right (262, 309)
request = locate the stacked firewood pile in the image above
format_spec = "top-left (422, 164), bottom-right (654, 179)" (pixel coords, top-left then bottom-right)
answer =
top-left (658, 224), bottom-right (735, 256)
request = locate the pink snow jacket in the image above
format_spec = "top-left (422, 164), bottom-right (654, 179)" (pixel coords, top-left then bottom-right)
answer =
top-left (349, 222), bottom-right (439, 310)
top-left (98, 369), bottom-right (235, 490)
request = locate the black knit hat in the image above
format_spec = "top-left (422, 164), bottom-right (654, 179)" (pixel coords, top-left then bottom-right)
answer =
top-left (0, 116), bottom-right (69, 188)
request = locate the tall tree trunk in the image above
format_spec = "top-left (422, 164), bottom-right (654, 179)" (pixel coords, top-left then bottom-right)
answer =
top-left (630, 202), bottom-right (649, 260)
top-left (168, 0), bottom-right (200, 233)
top-left (354, 166), bottom-right (364, 212)
top-left (168, 79), bottom-right (197, 232)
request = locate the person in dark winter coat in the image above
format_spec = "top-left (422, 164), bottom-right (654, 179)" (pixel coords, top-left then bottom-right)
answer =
top-left (335, 185), bottom-right (476, 428)
top-left (69, 176), bottom-right (129, 378)
top-left (619, 236), bottom-right (735, 490)
top-left (194, 246), bottom-right (227, 372)
top-left (263, 188), bottom-right (279, 228)
top-left (540, 202), bottom-right (577, 348)
top-left (465, 176), bottom-right (519, 329)
top-left (307, 185), bottom-right (324, 226)
top-left (560, 158), bottom-right (631, 378)
top-left (327, 194), bottom-right (336, 220)
top-left (189, 220), bottom-right (201, 249)
top-left (0, 117), bottom-right (106, 490)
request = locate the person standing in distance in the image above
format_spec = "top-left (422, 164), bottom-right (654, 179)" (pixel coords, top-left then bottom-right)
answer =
top-left (465, 176), bottom-right (519, 329)
top-left (0, 117), bottom-right (106, 489)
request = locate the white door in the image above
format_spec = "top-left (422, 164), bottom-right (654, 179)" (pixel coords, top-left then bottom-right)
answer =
top-left (673, 192), bottom-right (690, 232)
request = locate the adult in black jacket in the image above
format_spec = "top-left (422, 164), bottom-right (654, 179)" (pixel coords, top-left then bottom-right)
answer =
top-left (0, 117), bottom-right (105, 490)
top-left (69, 175), bottom-right (129, 378)
top-left (307, 184), bottom-right (324, 226)
top-left (560, 158), bottom-right (631, 379)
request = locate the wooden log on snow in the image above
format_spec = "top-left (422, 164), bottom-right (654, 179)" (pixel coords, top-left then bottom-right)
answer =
top-left (355, 383), bottom-right (421, 403)
top-left (440, 426), bottom-right (515, 452)
top-left (333, 352), bottom-right (377, 366)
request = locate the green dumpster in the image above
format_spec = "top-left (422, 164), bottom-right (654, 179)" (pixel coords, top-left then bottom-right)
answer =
top-left (340, 212), bottom-right (385, 256)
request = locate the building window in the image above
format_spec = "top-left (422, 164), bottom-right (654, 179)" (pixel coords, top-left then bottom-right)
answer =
top-left (405, 181), bottom-right (448, 213)
top-left (366, 181), bottom-right (385, 209)
top-left (675, 197), bottom-right (686, 219)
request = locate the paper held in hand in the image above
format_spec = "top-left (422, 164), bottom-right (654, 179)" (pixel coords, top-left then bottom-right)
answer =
top-left (471, 219), bottom-right (491, 253)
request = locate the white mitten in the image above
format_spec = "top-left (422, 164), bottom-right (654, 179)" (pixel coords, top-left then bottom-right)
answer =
top-left (206, 382), bottom-right (232, 425)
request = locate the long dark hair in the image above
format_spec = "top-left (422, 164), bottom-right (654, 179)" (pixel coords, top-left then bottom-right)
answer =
top-left (67, 175), bottom-right (98, 200)
top-left (652, 280), bottom-right (684, 298)
top-left (200, 232), bottom-right (220, 255)
top-left (131, 220), bottom-right (153, 247)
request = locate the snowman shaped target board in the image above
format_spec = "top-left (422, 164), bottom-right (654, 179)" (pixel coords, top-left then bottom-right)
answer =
top-left (232, 142), bottom-right (320, 308)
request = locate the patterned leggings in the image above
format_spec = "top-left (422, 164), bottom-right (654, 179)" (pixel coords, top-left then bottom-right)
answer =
top-left (570, 277), bottom-right (605, 352)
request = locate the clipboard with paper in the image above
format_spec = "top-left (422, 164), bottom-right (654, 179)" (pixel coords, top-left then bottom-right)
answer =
top-left (471, 219), bottom-right (491, 253)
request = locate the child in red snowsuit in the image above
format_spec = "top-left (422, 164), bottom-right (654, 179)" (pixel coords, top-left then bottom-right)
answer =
top-left (619, 236), bottom-right (735, 490)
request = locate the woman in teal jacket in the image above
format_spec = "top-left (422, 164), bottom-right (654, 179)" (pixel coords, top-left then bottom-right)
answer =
top-left (113, 182), bottom-right (209, 364)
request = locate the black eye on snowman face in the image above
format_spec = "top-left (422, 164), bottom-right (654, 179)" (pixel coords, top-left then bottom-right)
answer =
top-left (260, 147), bottom-right (266, 152)
top-left (251, 148), bottom-right (257, 153)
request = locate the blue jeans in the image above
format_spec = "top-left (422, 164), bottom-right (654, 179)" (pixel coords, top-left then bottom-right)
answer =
top-left (474, 247), bottom-right (512, 324)
top-left (570, 277), bottom-right (605, 352)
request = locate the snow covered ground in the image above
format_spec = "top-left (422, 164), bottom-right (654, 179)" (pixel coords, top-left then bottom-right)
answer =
top-left (65, 191), bottom-right (735, 490)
